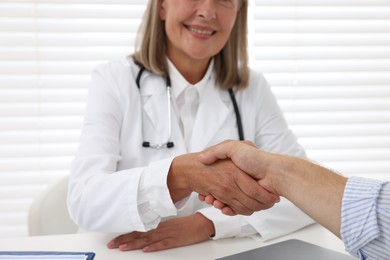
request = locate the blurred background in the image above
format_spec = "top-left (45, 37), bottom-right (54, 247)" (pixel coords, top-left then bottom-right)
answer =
top-left (0, 0), bottom-right (389, 238)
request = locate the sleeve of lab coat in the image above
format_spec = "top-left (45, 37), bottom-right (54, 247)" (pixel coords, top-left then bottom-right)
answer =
top-left (198, 198), bottom-right (314, 241)
top-left (67, 62), bottom-right (178, 233)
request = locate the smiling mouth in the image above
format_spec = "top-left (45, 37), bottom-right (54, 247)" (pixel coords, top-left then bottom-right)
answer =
top-left (186, 25), bottom-right (216, 36)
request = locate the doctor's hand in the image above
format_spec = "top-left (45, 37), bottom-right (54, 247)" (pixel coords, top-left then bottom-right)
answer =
top-left (168, 151), bottom-right (279, 216)
top-left (198, 140), bottom-right (281, 216)
top-left (107, 213), bottom-right (214, 252)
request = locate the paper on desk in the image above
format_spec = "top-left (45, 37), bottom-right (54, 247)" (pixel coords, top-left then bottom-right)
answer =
top-left (0, 255), bottom-right (87, 260)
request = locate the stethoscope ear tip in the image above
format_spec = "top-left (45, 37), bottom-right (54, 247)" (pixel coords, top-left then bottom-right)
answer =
top-left (167, 142), bottom-right (174, 148)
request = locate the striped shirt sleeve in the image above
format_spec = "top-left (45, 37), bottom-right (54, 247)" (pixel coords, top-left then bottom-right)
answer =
top-left (341, 176), bottom-right (390, 260)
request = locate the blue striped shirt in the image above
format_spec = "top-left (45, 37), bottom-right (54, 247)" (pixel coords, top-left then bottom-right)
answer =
top-left (341, 177), bottom-right (390, 260)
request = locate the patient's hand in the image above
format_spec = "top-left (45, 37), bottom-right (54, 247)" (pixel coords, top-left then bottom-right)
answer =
top-left (107, 213), bottom-right (214, 252)
top-left (198, 140), bottom-right (281, 215)
top-left (170, 152), bottom-right (279, 216)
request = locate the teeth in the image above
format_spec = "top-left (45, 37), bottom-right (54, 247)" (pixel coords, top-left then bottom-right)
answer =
top-left (190, 27), bottom-right (213, 35)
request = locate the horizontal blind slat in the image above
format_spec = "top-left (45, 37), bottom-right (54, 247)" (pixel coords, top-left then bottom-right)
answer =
top-left (264, 72), bottom-right (390, 86)
top-left (291, 124), bottom-right (390, 137)
top-left (255, 0), bottom-right (390, 6)
top-left (0, 157), bottom-right (73, 171)
top-left (0, 131), bottom-right (80, 143)
top-left (0, 117), bottom-right (83, 130)
top-left (255, 20), bottom-right (390, 33)
top-left (254, 7), bottom-right (390, 20)
top-left (253, 34), bottom-right (390, 46)
top-left (299, 136), bottom-right (390, 149)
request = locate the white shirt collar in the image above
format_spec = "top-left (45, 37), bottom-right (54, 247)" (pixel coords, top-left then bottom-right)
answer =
top-left (167, 58), bottom-right (214, 100)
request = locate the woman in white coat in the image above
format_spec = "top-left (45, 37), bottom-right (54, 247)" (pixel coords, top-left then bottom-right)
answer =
top-left (68, 0), bottom-right (313, 253)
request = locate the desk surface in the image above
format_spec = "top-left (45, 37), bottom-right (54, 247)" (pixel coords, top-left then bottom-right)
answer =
top-left (0, 224), bottom-right (348, 260)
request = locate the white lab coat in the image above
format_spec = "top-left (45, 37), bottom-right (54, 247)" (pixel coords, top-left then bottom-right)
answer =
top-left (68, 57), bottom-right (313, 240)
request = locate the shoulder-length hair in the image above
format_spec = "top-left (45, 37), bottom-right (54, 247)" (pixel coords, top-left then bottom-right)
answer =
top-left (132, 0), bottom-right (249, 90)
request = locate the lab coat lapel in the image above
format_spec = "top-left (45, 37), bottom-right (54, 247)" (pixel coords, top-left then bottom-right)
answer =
top-left (142, 84), bottom-right (165, 131)
top-left (143, 93), bottom-right (168, 132)
top-left (190, 86), bottom-right (229, 151)
top-left (142, 84), bottom-right (186, 155)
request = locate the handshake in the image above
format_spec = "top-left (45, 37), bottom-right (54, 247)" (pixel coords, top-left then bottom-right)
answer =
top-left (189, 140), bottom-right (286, 216)
top-left (172, 139), bottom-right (347, 239)
top-left (197, 140), bottom-right (283, 216)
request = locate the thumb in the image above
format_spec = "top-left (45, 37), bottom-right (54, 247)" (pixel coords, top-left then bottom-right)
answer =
top-left (199, 140), bottom-right (235, 165)
top-left (199, 140), bottom-right (258, 165)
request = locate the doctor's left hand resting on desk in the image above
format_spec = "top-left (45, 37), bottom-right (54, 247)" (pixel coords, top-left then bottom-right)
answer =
top-left (107, 213), bottom-right (213, 252)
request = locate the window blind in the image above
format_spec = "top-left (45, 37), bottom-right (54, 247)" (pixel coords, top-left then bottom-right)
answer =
top-left (0, 0), bottom-right (146, 237)
top-left (251, 0), bottom-right (390, 180)
top-left (0, 0), bottom-right (389, 238)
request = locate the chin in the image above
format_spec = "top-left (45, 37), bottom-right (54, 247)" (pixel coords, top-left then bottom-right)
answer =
top-left (186, 50), bottom-right (218, 61)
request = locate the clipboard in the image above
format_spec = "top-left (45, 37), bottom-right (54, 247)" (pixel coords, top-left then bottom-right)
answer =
top-left (0, 251), bottom-right (95, 259)
top-left (216, 239), bottom-right (356, 260)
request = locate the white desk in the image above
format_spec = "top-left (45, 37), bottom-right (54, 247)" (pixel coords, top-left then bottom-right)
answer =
top-left (0, 224), bottom-right (349, 259)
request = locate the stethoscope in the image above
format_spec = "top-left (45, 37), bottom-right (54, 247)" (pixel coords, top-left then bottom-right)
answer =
top-left (136, 65), bottom-right (244, 149)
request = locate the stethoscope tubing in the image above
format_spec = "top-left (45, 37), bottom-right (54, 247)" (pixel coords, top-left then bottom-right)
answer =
top-left (135, 65), bottom-right (244, 149)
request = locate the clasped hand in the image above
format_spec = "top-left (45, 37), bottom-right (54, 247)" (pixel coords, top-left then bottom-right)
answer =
top-left (197, 140), bottom-right (281, 216)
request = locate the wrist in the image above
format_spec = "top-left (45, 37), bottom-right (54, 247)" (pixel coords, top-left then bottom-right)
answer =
top-left (167, 154), bottom-right (194, 202)
top-left (194, 213), bottom-right (215, 238)
top-left (169, 155), bottom-right (189, 189)
top-left (267, 153), bottom-right (295, 197)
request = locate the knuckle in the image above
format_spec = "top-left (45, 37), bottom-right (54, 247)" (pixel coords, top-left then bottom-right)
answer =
top-left (161, 239), bottom-right (172, 247)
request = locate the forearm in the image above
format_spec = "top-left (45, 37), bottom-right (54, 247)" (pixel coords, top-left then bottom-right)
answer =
top-left (270, 154), bottom-right (347, 237)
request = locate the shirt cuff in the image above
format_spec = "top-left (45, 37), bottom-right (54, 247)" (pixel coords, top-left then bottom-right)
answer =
top-left (197, 207), bottom-right (243, 240)
top-left (139, 157), bottom-right (178, 223)
top-left (243, 198), bottom-right (314, 241)
top-left (341, 176), bottom-right (385, 256)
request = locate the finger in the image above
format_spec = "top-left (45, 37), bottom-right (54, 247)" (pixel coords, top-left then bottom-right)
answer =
top-left (107, 233), bottom-right (138, 248)
top-left (107, 241), bottom-right (117, 249)
top-left (142, 239), bottom-right (176, 252)
top-left (233, 170), bottom-right (280, 211)
top-left (198, 194), bottom-right (206, 201)
top-left (115, 231), bottom-right (161, 251)
top-left (222, 197), bottom-right (256, 216)
top-left (212, 199), bottom-right (226, 210)
top-left (202, 172), bottom-right (262, 215)
top-left (207, 188), bottom-right (255, 215)
top-left (107, 238), bottom-right (117, 249)
top-left (199, 140), bottom-right (257, 165)
top-left (221, 206), bottom-right (237, 216)
top-left (118, 235), bottom-right (153, 251)
top-left (198, 194), bottom-right (216, 205)
top-left (212, 169), bottom-right (276, 214)
top-left (205, 195), bottom-right (216, 205)
top-left (199, 140), bottom-right (235, 165)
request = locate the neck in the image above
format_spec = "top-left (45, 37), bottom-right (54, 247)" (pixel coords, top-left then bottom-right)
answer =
top-left (168, 55), bottom-right (211, 84)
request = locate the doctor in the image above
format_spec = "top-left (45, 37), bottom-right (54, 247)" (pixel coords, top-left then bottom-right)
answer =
top-left (68, 0), bottom-right (313, 253)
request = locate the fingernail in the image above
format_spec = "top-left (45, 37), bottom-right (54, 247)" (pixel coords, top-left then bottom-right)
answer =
top-left (119, 244), bottom-right (128, 250)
